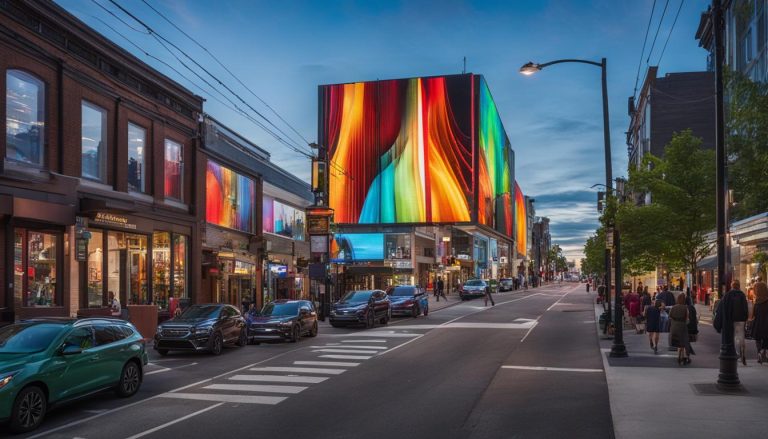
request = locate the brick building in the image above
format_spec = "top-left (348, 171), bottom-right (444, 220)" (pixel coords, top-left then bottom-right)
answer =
top-left (0, 0), bottom-right (203, 326)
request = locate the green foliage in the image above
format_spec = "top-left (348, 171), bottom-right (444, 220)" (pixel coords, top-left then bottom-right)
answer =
top-left (581, 227), bottom-right (605, 276)
top-left (620, 130), bottom-right (715, 281)
top-left (548, 245), bottom-right (568, 273)
top-left (726, 71), bottom-right (768, 219)
top-left (754, 252), bottom-right (768, 279)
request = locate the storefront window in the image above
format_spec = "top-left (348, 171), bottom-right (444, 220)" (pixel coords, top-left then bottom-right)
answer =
top-left (173, 234), bottom-right (188, 301)
top-left (152, 232), bottom-right (171, 310)
top-left (13, 231), bottom-right (23, 308)
top-left (81, 101), bottom-right (107, 181)
top-left (6, 70), bottom-right (45, 167)
top-left (385, 234), bottom-right (411, 259)
top-left (108, 232), bottom-right (148, 305)
top-left (87, 230), bottom-right (104, 308)
top-left (164, 139), bottom-right (183, 201)
top-left (128, 123), bottom-right (146, 192)
top-left (13, 230), bottom-right (58, 308)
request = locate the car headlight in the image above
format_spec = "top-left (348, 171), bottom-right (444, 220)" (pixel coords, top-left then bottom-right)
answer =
top-left (156, 326), bottom-right (163, 334)
top-left (279, 322), bottom-right (293, 327)
top-left (0, 372), bottom-right (17, 390)
top-left (194, 326), bottom-right (213, 334)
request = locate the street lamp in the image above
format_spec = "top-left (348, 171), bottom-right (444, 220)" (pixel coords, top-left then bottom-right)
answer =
top-left (520, 57), bottom-right (627, 357)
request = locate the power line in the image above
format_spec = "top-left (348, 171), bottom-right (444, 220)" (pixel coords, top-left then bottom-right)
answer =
top-left (656, 0), bottom-right (685, 67)
top-left (633, 0), bottom-right (657, 101)
top-left (645, 0), bottom-right (670, 65)
top-left (105, 0), bottom-right (315, 158)
top-left (140, 0), bottom-right (312, 149)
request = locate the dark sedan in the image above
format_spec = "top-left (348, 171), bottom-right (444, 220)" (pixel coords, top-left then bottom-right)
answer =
top-left (386, 285), bottom-right (429, 317)
top-left (154, 304), bottom-right (246, 356)
top-left (246, 300), bottom-right (318, 344)
top-left (498, 278), bottom-right (514, 292)
top-left (330, 290), bottom-right (391, 328)
top-left (459, 279), bottom-right (490, 300)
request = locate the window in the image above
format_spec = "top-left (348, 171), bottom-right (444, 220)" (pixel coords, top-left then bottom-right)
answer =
top-left (63, 326), bottom-right (94, 351)
top-left (81, 101), bottom-right (107, 181)
top-left (87, 230), bottom-right (104, 308)
top-left (6, 70), bottom-right (45, 166)
top-left (94, 325), bottom-right (125, 346)
top-left (14, 229), bottom-right (59, 308)
top-left (164, 139), bottom-right (183, 200)
top-left (152, 232), bottom-right (188, 311)
top-left (127, 123), bottom-right (146, 192)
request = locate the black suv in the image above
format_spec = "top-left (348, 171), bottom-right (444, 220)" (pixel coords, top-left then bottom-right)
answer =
top-left (154, 304), bottom-right (246, 355)
top-left (330, 290), bottom-right (391, 328)
top-left (245, 300), bottom-right (318, 343)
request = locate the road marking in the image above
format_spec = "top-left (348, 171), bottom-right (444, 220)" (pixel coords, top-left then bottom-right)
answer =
top-left (159, 393), bottom-right (286, 405)
top-left (229, 374), bottom-right (328, 384)
top-left (249, 367), bottom-right (346, 375)
top-left (204, 384), bottom-right (308, 394)
top-left (502, 365), bottom-right (603, 373)
top-left (445, 322), bottom-right (536, 329)
top-left (145, 367), bottom-right (171, 376)
top-left (312, 348), bottom-right (380, 354)
top-left (338, 332), bottom-right (419, 338)
top-left (519, 320), bottom-right (540, 343)
top-left (320, 354), bottom-right (373, 360)
top-left (341, 339), bottom-right (387, 343)
top-left (294, 360), bottom-right (360, 367)
top-left (124, 403), bottom-right (223, 439)
top-left (310, 345), bottom-right (387, 350)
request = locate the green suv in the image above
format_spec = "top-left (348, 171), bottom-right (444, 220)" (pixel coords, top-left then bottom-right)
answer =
top-left (0, 318), bottom-right (148, 433)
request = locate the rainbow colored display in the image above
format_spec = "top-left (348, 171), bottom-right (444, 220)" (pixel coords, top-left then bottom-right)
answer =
top-left (205, 160), bottom-right (255, 233)
top-left (321, 75), bottom-right (474, 225)
top-left (514, 181), bottom-right (526, 256)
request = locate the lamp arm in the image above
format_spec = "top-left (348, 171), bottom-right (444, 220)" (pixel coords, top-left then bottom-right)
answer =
top-left (538, 59), bottom-right (603, 69)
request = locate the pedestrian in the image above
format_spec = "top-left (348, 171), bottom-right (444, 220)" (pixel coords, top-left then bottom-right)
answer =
top-left (109, 291), bottom-right (121, 317)
top-left (657, 285), bottom-right (676, 307)
top-left (670, 293), bottom-right (694, 365)
top-left (749, 276), bottom-right (768, 364)
top-left (586, 281), bottom-right (590, 293)
top-left (714, 279), bottom-right (749, 365)
top-left (686, 294), bottom-right (699, 342)
top-left (436, 276), bottom-right (447, 302)
top-left (624, 288), bottom-right (641, 330)
top-left (644, 299), bottom-right (663, 353)
top-left (484, 282), bottom-right (495, 307)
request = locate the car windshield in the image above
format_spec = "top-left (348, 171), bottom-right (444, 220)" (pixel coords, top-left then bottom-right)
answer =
top-left (465, 280), bottom-right (484, 286)
top-left (342, 291), bottom-right (373, 303)
top-left (180, 305), bottom-right (220, 319)
top-left (260, 303), bottom-right (299, 316)
top-left (389, 287), bottom-right (416, 297)
top-left (0, 323), bottom-right (64, 354)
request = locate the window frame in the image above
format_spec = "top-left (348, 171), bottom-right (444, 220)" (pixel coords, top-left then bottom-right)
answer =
top-left (5, 69), bottom-right (46, 168)
top-left (163, 138), bottom-right (184, 201)
top-left (80, 100), bottom-right (108, 182)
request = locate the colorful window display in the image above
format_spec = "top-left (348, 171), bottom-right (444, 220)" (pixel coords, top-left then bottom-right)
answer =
top-left (206, 160), bottom-right (256, 233)
top-left (320, 75), bottom-right (474, 224)
top-left (263, 196), bottom-right (306, 240)
top-left (13, 229), bottom-right (59, 308)
top-left (87, 230), bottom-right (105, 307)
top-left (164, 139), bottom-right (183, 200)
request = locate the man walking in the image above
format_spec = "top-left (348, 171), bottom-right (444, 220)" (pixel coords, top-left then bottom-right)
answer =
top-left (484, 281), bottom-right (495, 307)
top-left (436, 276), bottom-right (447, 302)
top-left (657, 284), bottom-right (676, 307)
top-left (714, 279), bottom-right (749, 365)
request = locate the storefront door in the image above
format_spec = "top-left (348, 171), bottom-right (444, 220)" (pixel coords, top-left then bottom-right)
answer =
top-left (13, 228), bottom-right (62, 313)
top-left (107, 232), bottom-right (148, 306)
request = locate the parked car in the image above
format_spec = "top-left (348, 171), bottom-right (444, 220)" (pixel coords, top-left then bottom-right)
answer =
top-left (330, 290), bottom-right (391, 328)
top-left (246, 300), bottom-right (318, 343)
top-left (386, 285), bottom-right (429, 317)
top-left (498, 278), bottom-right (514, 292)
top-left (0, 318), bottom-right (147, 433)
top-left (459, 279), bottom-right (490, 300)
top-left (154, 304), bottom-right (246, 356)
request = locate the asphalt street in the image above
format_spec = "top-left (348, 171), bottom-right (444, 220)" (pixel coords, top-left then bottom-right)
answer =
top-left (14, 283), bottom-right (612, 439)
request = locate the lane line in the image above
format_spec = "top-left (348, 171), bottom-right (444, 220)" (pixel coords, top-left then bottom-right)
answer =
top-left (501, 365), bottom-right (603, 373)
top-left (124, 403), bottom-right (223, 439)
top-left (294, 361), bottom-right (360, 367)
top-left (248, 367), bottom-right (346, 375)
top-left (310, 345), bottom-right (387, 350)
top-left (145, 367), bottom-right (171, 376)
top-left (159, 393), bottom-right (286, 405)
top-left (319, 354), bottom-right (372, 360)
top-left (229, 374), bottom-right (328, 384)
top-left (203, 384), bottom-right (307, 394)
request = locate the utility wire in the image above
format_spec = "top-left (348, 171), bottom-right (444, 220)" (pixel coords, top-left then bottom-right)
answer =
top-left (140, 0), bottom-right (313, 149)
top-left (633, 0), bottom-right (657, 101)
top-left (106, 0), bottom-right (315, 158)
top-left (645, 0), bottom-right (670, 65)
top-left (656, 0), bottom-right (685, 68)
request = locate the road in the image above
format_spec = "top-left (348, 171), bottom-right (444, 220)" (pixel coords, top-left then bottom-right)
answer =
top-left (18, 283), bottom-right (613, 439)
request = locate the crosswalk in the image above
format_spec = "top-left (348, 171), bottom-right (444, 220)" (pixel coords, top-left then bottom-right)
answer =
top-left (157, 336), bottom-right (396, 406)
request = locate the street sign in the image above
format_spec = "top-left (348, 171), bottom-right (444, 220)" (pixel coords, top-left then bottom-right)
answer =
top-left (307, 216), bottom-right (330, 234)
top-left (75, 238), bottom-right (87, 262)
top-left (605, 228), bottom-right (614, 249)
top-left (310, 235), bottom-right (328, 253)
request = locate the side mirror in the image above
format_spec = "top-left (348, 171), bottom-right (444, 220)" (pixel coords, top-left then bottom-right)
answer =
top-left (61, 345), bottom-right (83, 356)
top-left (300, 308), bottom-right (309, 316)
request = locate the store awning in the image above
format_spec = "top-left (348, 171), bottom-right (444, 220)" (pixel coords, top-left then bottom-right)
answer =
top-left (697, 247), bottom-right (740, 270)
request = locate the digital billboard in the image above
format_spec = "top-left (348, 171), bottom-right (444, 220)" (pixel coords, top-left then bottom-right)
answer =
top-left (331, 233), bottom-right (385, 262)
top-left (320, 75), bottom-right (474, 225)
top-left (477, 77), bottom-right (514, 237)
top-left (263, 196), bottom-right (306, 240)
top-left (514, 181), bottom-right (527, 256)
top-left (205, 160), bottom-right (256, 233)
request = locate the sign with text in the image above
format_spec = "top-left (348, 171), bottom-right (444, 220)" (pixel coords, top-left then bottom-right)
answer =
top-left (92, 212), bottom-right (137, 230)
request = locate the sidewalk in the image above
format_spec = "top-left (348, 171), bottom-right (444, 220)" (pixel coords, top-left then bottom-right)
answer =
top-left (596, 300), bottom-right (768, 439)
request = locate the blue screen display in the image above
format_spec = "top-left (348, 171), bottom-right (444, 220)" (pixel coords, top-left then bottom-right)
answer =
top-left (332, 233), bottom-right (384, 262)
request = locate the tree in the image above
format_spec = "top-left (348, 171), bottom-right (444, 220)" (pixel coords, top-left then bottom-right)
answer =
top-left (581, 228), bottom-right (605, 277)
top-left (621, 130), bottom-right (715, 289)
top-left (727, 69), bottom-right (768, 219)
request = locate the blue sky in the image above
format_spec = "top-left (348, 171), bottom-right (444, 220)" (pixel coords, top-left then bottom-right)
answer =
top-left (57, 0), bottom-right (711, 262)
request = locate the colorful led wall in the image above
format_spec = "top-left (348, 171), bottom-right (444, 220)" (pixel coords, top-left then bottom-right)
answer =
top-left (263, 196), bottom-right (306, 240)
top-left (514, 181), bottom-right (526, 256)
top-left (206, 160), bottom-right (255, 233)
top-left (320, 75), bottom-right (474, 225)
top-left (477, 77), bottom-right (514, 237)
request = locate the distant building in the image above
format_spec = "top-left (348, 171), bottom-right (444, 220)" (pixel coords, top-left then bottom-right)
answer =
top-left (531, 217), bottom-right (551, 280)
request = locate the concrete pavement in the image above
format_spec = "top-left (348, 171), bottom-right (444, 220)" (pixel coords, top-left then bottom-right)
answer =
top-left (596, 295), bottom-right (768, 439)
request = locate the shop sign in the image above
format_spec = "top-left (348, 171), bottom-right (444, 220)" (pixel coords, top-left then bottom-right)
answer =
top-left (310, 235), bottom-right (328, 253)
top-left (93, 212), bottom-right (136, 230)
top-left (75, 238), bottom-right (88, 262)
top-left (307, 216), bottom-right (330, 234)
top-left (386, 259), bottom-right (413, 269)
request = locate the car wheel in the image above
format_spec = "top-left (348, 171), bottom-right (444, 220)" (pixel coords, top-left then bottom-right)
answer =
top-left (291, 324), bottom-right (301, 343)
top-left (236, 329), bottom-right (247, 347)
top-left (412, 305), bottom-right (420, 318)
top-left (9, 386), bottom-right (47, 433)
top-left (115, 361), bottom-right (141, 398)
top-left (309, 321), bottom-right (318, 337)
top-left (366, 311), bottom-right (375, 329)
top-left (210, 333), bottom-right (223, 355)
top-left (423, 305), bottom-right (429, 316)
top-left (157, 349), bottom-right (169, 356)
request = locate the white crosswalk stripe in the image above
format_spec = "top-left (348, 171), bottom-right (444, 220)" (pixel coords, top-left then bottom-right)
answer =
top-left (294, 360), bottom-right (360, 367)
top-left (341, 339), bottom-right (387, 343)
top-left (311, 345), bottom-right (387, 350)
top-left (320, 354), bottom-right (373, 360)
top-left (249, 367), bottom-right (347, 375)
top-left (229, 374), bottom-right (329, 384)
top-left (312, 348), bottom-right (380, 354)
top-left (204, 384), bottom-right (308, 394)
top-left (160, 393), bottom-right (286, 405)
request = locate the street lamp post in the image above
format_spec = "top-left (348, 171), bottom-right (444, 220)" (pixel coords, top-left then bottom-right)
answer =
top-left (520, 57), bottom-right (626, 356)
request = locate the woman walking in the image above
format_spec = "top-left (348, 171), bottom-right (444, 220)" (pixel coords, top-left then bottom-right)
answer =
top-left (644, 299), bottom-right (663, 354)
top-left (751, 277), bottom-right (768, 364)
top-left (670, 294), bottom-right (694, 365)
